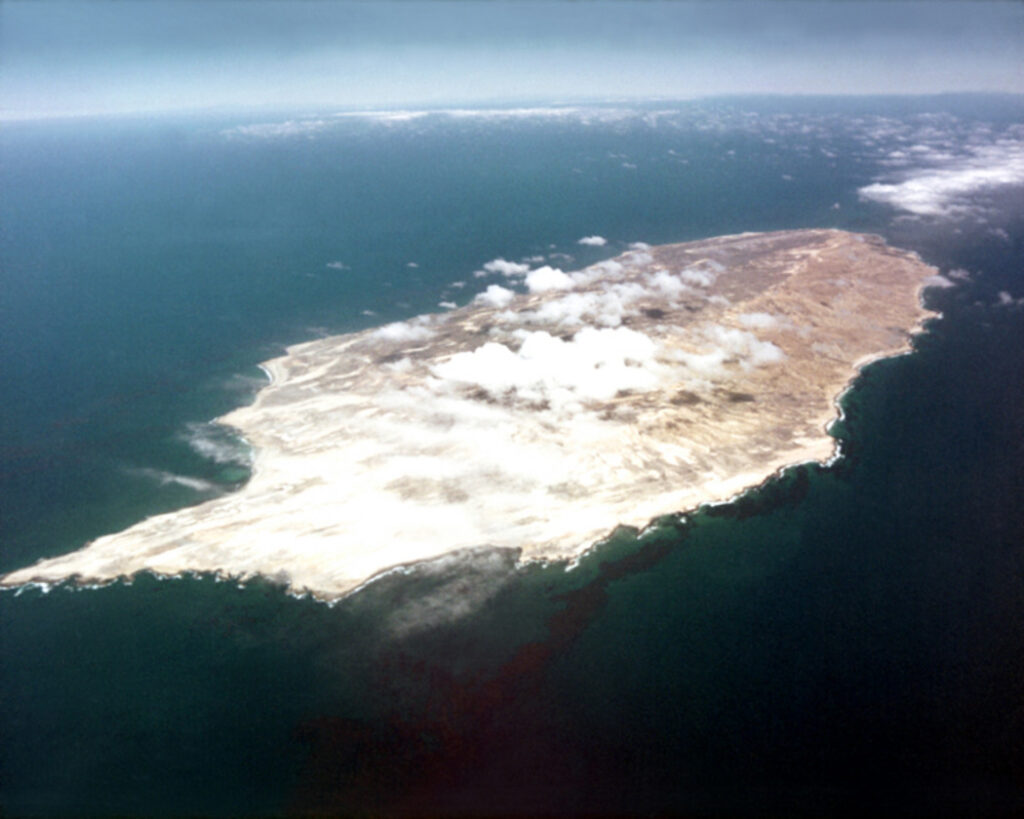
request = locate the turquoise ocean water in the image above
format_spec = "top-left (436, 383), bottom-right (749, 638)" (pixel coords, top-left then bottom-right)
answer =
top-left (2, 97), bottom-right (1023, 815)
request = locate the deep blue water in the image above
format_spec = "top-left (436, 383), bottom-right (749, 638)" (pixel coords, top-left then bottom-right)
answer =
top-left (2, 97), bottom-right (1023, 815)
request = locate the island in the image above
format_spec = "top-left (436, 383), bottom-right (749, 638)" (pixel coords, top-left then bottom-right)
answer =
top-left (1, 230), bottom-right (939, 599)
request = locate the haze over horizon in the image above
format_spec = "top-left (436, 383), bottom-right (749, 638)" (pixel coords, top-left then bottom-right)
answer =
top-left (2, 0), bottom-right (1022, 120)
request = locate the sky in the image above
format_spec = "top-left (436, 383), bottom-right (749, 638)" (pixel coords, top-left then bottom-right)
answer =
top-left (1, 1), bottom-right (1021, 119)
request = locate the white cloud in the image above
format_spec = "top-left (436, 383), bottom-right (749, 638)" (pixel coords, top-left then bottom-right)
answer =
top-left (330, 110), bottom-right (431, 123)
top-left (737, 312), bottom-right (779, 330)
top-left (676, 349), bottom-right (729, 380)
top-left (674, 324), bottom-right (786, 379)
top-left (326, 261), bottom-right (349, 271)
top-left (679, 267), bottom-right (717, 288)
top-left (474, 284), bottom-right (516, 308)
top-left (623, 251), bottom-right (654, 267)
top-left (704, 325), bottom-right (786, 367)
top-left (221, 119), bottom-right (330, 139)
top-left (431, 327), bottom-right (665, 412)
top-left (525, 265), bottom-right (575, 293)
top-left (646, 270), bottom-right (687, 298)
top-left (570, 259), bottom-right (624, 287)
top-left (527, 291), bottom-right (627, 328)
top-left (372, 321), bottom-right (434, 342)
top-left (747, 340), bottom-right (787, 367)
top-left (564, 260), bottom-right (615, 288)
top-left (577, 235), bottom-right (608, 247)
top-left (516, 269), bottom-right (694, 329)
top-left (480, 257), bottom-right (531, 278)
top-left (858, 141), bottom-right (1024, 217)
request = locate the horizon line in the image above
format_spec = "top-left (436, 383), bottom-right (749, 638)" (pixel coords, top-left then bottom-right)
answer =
top-left (4, 90), bottom-right (1024, 124)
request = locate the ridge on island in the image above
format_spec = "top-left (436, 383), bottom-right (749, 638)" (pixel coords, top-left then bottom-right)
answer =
top-left (2, 230), bottom-right (939, 599)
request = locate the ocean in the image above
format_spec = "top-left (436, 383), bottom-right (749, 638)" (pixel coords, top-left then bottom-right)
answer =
top-left (1, 96), bottom-right (1022, 815)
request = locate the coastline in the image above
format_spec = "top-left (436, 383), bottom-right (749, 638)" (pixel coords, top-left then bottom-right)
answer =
top-left (0, 230), bottom-right (940, 601)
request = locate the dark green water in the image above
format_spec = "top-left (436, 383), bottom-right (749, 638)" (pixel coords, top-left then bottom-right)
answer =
top-left (1, 98), bottom-right (1023, 815)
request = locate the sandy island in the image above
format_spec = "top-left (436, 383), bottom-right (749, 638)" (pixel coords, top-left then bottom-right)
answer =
top-left (2, 230), bottom-right (939, 599)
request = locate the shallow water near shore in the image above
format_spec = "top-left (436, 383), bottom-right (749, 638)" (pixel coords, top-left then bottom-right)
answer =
top-left (2, 97), bottom-right (1023, 815)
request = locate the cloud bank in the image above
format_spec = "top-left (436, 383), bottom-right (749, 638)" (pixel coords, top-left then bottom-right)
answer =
top-left (859, 141), bottom-right (1024, 217)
